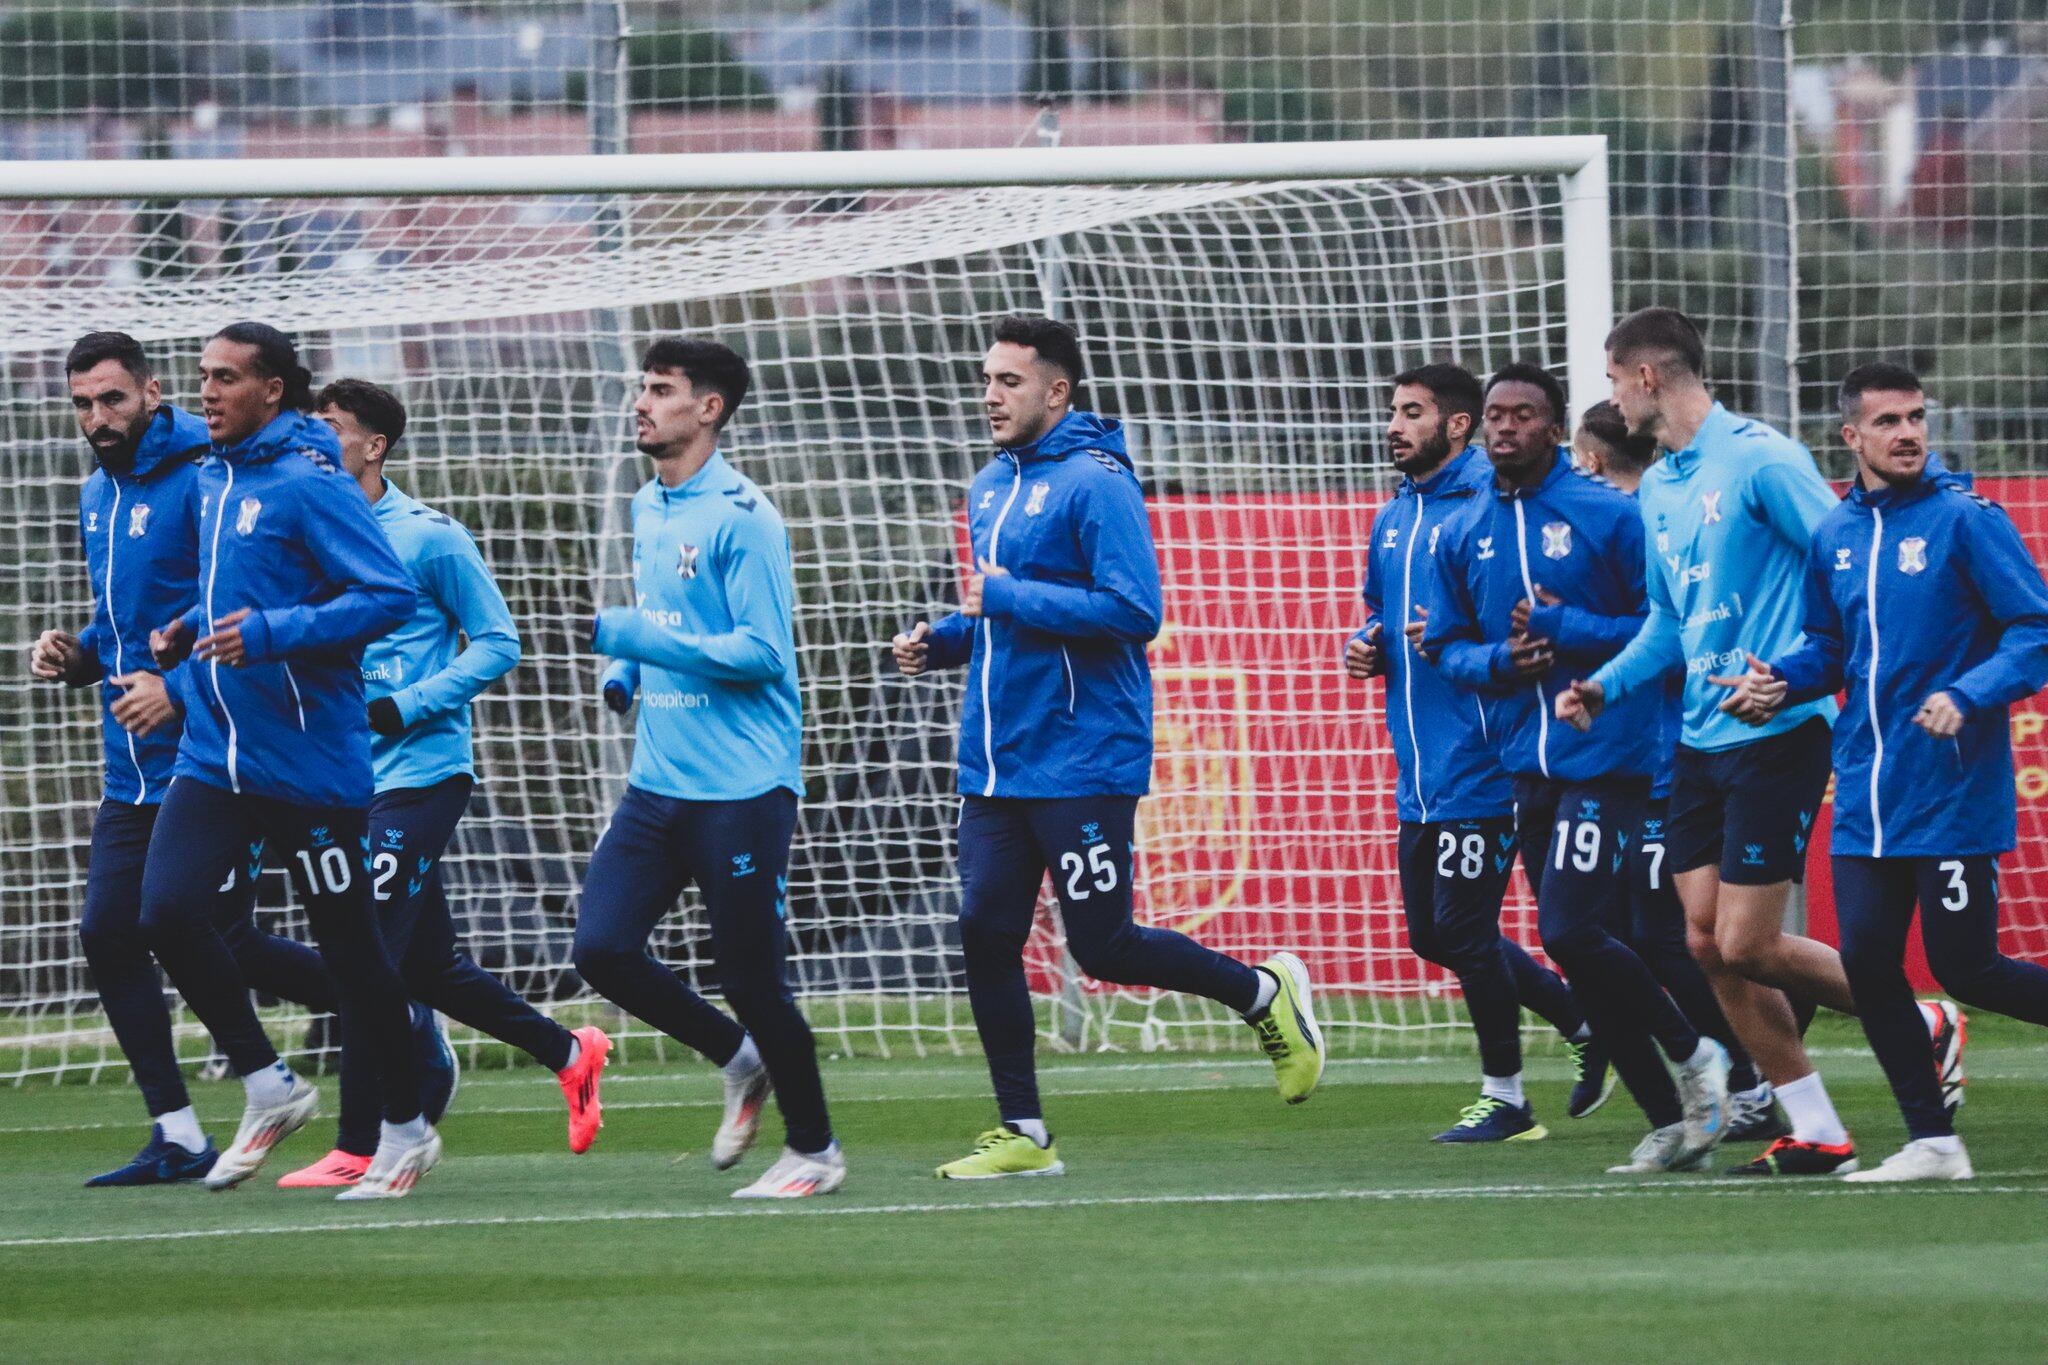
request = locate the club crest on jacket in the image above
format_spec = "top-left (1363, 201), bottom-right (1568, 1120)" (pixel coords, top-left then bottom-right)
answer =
top-left (1025, 481), bottom-right (1050, 516)
top-left (127, 504), bottom-right (150, 538)
top-left (1541, 521), bottom-right (1572, 559)
top-left (678, 543), bottom-right (700, 579)
top-left (235, 496), bottom-right (262, 536)
top-left (1898, 536), bottom-right (1928, 575)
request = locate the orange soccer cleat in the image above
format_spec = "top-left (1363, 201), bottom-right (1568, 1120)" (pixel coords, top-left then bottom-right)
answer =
top-left (557, 1026), bottom-right (612, 1154)
top-left (276, 1149), bottom-right (371, 1189)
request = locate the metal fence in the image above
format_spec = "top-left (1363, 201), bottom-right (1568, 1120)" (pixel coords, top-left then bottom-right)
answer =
top-left (5, 2), bottom-right (2043, 456)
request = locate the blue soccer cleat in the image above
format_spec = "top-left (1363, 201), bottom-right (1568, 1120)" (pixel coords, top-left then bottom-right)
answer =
top-left (1565, 1034), bottom-right (1615, 1119)
top-left (1433, 1095), bottom-right (1547, 1144)
top-left (86, 1124), bottom-right (219, 1187)
top-left (413, 1005), bottom-right (458, 1125)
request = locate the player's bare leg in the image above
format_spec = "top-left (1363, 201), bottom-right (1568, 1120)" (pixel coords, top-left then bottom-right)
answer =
top-left (1680, 867), bottom-right (1813, 1085)
top-left (1715, 881), bottom-right (1857, 1014)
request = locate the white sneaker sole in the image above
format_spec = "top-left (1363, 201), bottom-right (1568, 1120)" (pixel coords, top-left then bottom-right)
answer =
top-left (1674, 1041), bottom-right (1731, 1166)
top-left (938, 1159), bottom-right (1067, 1181)
top-left (205, 1084), bottom-right (320, 1191)
top-left (712, 1067), bottom-right (772, 1171)
top-left (336, 1132), bottom-right (444, 1201)
top-left (732, 1167), bottom-right (847, 1199)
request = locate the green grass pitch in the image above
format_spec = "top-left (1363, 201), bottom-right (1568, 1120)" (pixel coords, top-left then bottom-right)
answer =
top-left (3, 1018), bottom-right (2045, 1363)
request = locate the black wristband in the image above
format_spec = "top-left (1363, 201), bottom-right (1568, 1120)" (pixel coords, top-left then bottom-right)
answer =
top-left (367, 695), bottom-right (406, 737)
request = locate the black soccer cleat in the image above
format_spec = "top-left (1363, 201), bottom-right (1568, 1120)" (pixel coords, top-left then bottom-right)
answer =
top-left (1727, 1135), bottom-right (1858, 1177)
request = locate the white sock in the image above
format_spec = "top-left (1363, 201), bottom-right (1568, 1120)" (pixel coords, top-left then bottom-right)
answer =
top-left (1480, 1073), bottom-right (1525, 1107)
top-left (1775, 1071), bottom-right (1849, 1146)
top-left (1683, 1039), bottom-right (1717, 1070)
top-left (154, 1106), bottom-right (206, 1153)
top-left (1913, 1134), bottom-right (1964, 1155)
top-left (561, 1036), bottom-right (581, 1072)
top-left (724, 1034), bottom-right (762, 1080)
top-left (1245, 968), bottom-right (1279, 1017)
top-left (380, 1115), bottom-right (431, 1149)
top-left (1004, 1117), bottom-right (1050, 1148)
top-left (241, 1060), bottom-right (297, 1107)
top-left (1918, 1001), bottom-right (1945, 1035)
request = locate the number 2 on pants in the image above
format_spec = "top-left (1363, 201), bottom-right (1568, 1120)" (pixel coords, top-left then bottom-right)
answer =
top-left (1060, 843), bottom-right (1119, 901)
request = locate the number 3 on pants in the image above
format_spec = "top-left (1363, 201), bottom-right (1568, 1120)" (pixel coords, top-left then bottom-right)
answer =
top-left (1060, 843), bottom-right (1119, 901)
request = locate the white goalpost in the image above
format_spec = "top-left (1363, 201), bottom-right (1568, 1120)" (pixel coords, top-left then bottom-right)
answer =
top-left (0, 135), bottom-right (1611, 1081)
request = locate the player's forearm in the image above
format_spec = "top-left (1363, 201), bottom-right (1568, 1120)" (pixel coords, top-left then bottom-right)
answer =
top-left (978, 575), bottom-right (1159, 643)
top-left (593, 608), bottom-right (786, 683)
top-left (1948, 618), bottom-right (2048, 714)
top-left (1587, 609), bottom-right (1681, 703)
top-left (1528, 603), bottom-right (1644, 662)
top-left (1771, 642), bottom-right (1845, 707)
top-left (393, 631), bottom-right (521, 725)
top-left (925, 612), bottom-right (974, 669)
top-left (242, 582), bottom-right (416, 662)
top-left (1433, 637), bottom-right (1518, 694)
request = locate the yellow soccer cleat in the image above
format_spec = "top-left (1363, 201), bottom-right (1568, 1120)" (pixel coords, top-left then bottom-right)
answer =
top-left (936, 1125), bottom-right (1065, 1180)
top-left (1248, 951), bottom-right (1326, 1104)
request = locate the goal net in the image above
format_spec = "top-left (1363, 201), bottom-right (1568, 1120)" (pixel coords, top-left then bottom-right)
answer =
top-left (0, 138), bottom-right (1613, 1082)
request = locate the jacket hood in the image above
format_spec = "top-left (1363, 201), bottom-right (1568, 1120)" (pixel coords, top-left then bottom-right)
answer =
top-left (215, 409), bottom-right (343, 468)
top-left (1005, 409), bottom-right (1130, 471)
top-left (102, 402), bottom-right (209, 482)
top-left (1844, 453), bottom-right (1969, 512)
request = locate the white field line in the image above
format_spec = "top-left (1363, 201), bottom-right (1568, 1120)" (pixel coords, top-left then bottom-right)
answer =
top-left (3, 1176), bottom-right (2046, 1251)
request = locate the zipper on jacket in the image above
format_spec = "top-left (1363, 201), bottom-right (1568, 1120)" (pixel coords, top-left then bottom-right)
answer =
top-left (206, 464), bottom-right (241, 793)
top-left (1511, 499), bottom-right (1551, 778)
top-left (1398, 492), bottom-right (1429, 820)
top-left (1866, 508), bottom-right (1885, 857)
top-left (980, 456), bottom-right (1023, 797)
top-left (282, 662), bottom-right (308, 731)
top-left (1059, 645), bottom-right (1076, 716)
top-left (104, 482), bottom-right (147, 805)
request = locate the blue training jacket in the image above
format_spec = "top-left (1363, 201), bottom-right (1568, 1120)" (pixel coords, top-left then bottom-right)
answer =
top-left (924, 410), bottom-right (1160, 799)
top-left (1772, 464), bottom-right (2048, 858)
top-left (1590, 403), bottom-right (1840, 752)
top-left (593, 450), bottom-right (803, 803)
top-left (1356, 445), bottom-right (1513, 824)
top-left (171, 410), bottom-right (416, 808)
top-left (363, 481), bottom-right (521, 794)
top-left (72, 403), bottom-right (211, 805)
top-left (1422, 447), bottom-right (1663, 783)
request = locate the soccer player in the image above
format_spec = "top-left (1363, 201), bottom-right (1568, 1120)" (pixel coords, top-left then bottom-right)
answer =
top-left (145, 321), bottom-right (437, 1199)
top-left (272, 379), bottom-right (612, 1188)
top-left (576, 338), bottom-right (842, 1199)
top-left (1424, 362), bottom-right (1730, 1173)
top-left (893, 313), bottom-right (1324, 1180)
top-left (1717, 363), bottom-right (2048, 1181)
top-left (30, 331), bottom-right (352, 1185)
top-left (1558, 308), bottom-right (1961, 1176)
top-left (1346, 363), bottom-right (1609, 1143)
top-left (1571, 400), bottom-right (1779, 1142)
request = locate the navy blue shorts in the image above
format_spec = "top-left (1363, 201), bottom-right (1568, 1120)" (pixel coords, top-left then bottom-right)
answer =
top-left (1666, 717), bottom-right (1831, 886)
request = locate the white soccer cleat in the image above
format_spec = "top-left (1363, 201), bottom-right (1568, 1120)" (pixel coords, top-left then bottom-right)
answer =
top-left (712, 1057), bottom-right (772, 1170)
top-left (335, 1124), bottom-right (443, 1201)
top-left (1673, 1037), bottom-right (1731, 1166)
top-left (204, 1079), bottom-right (320, 1190)
top-left (732, 1144), bottom-right (845, 1199)
top-left (1607, 1122), bottom-right (1709, 1174)
top-left (1842, 1137), bottom-right (1973, 1183)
